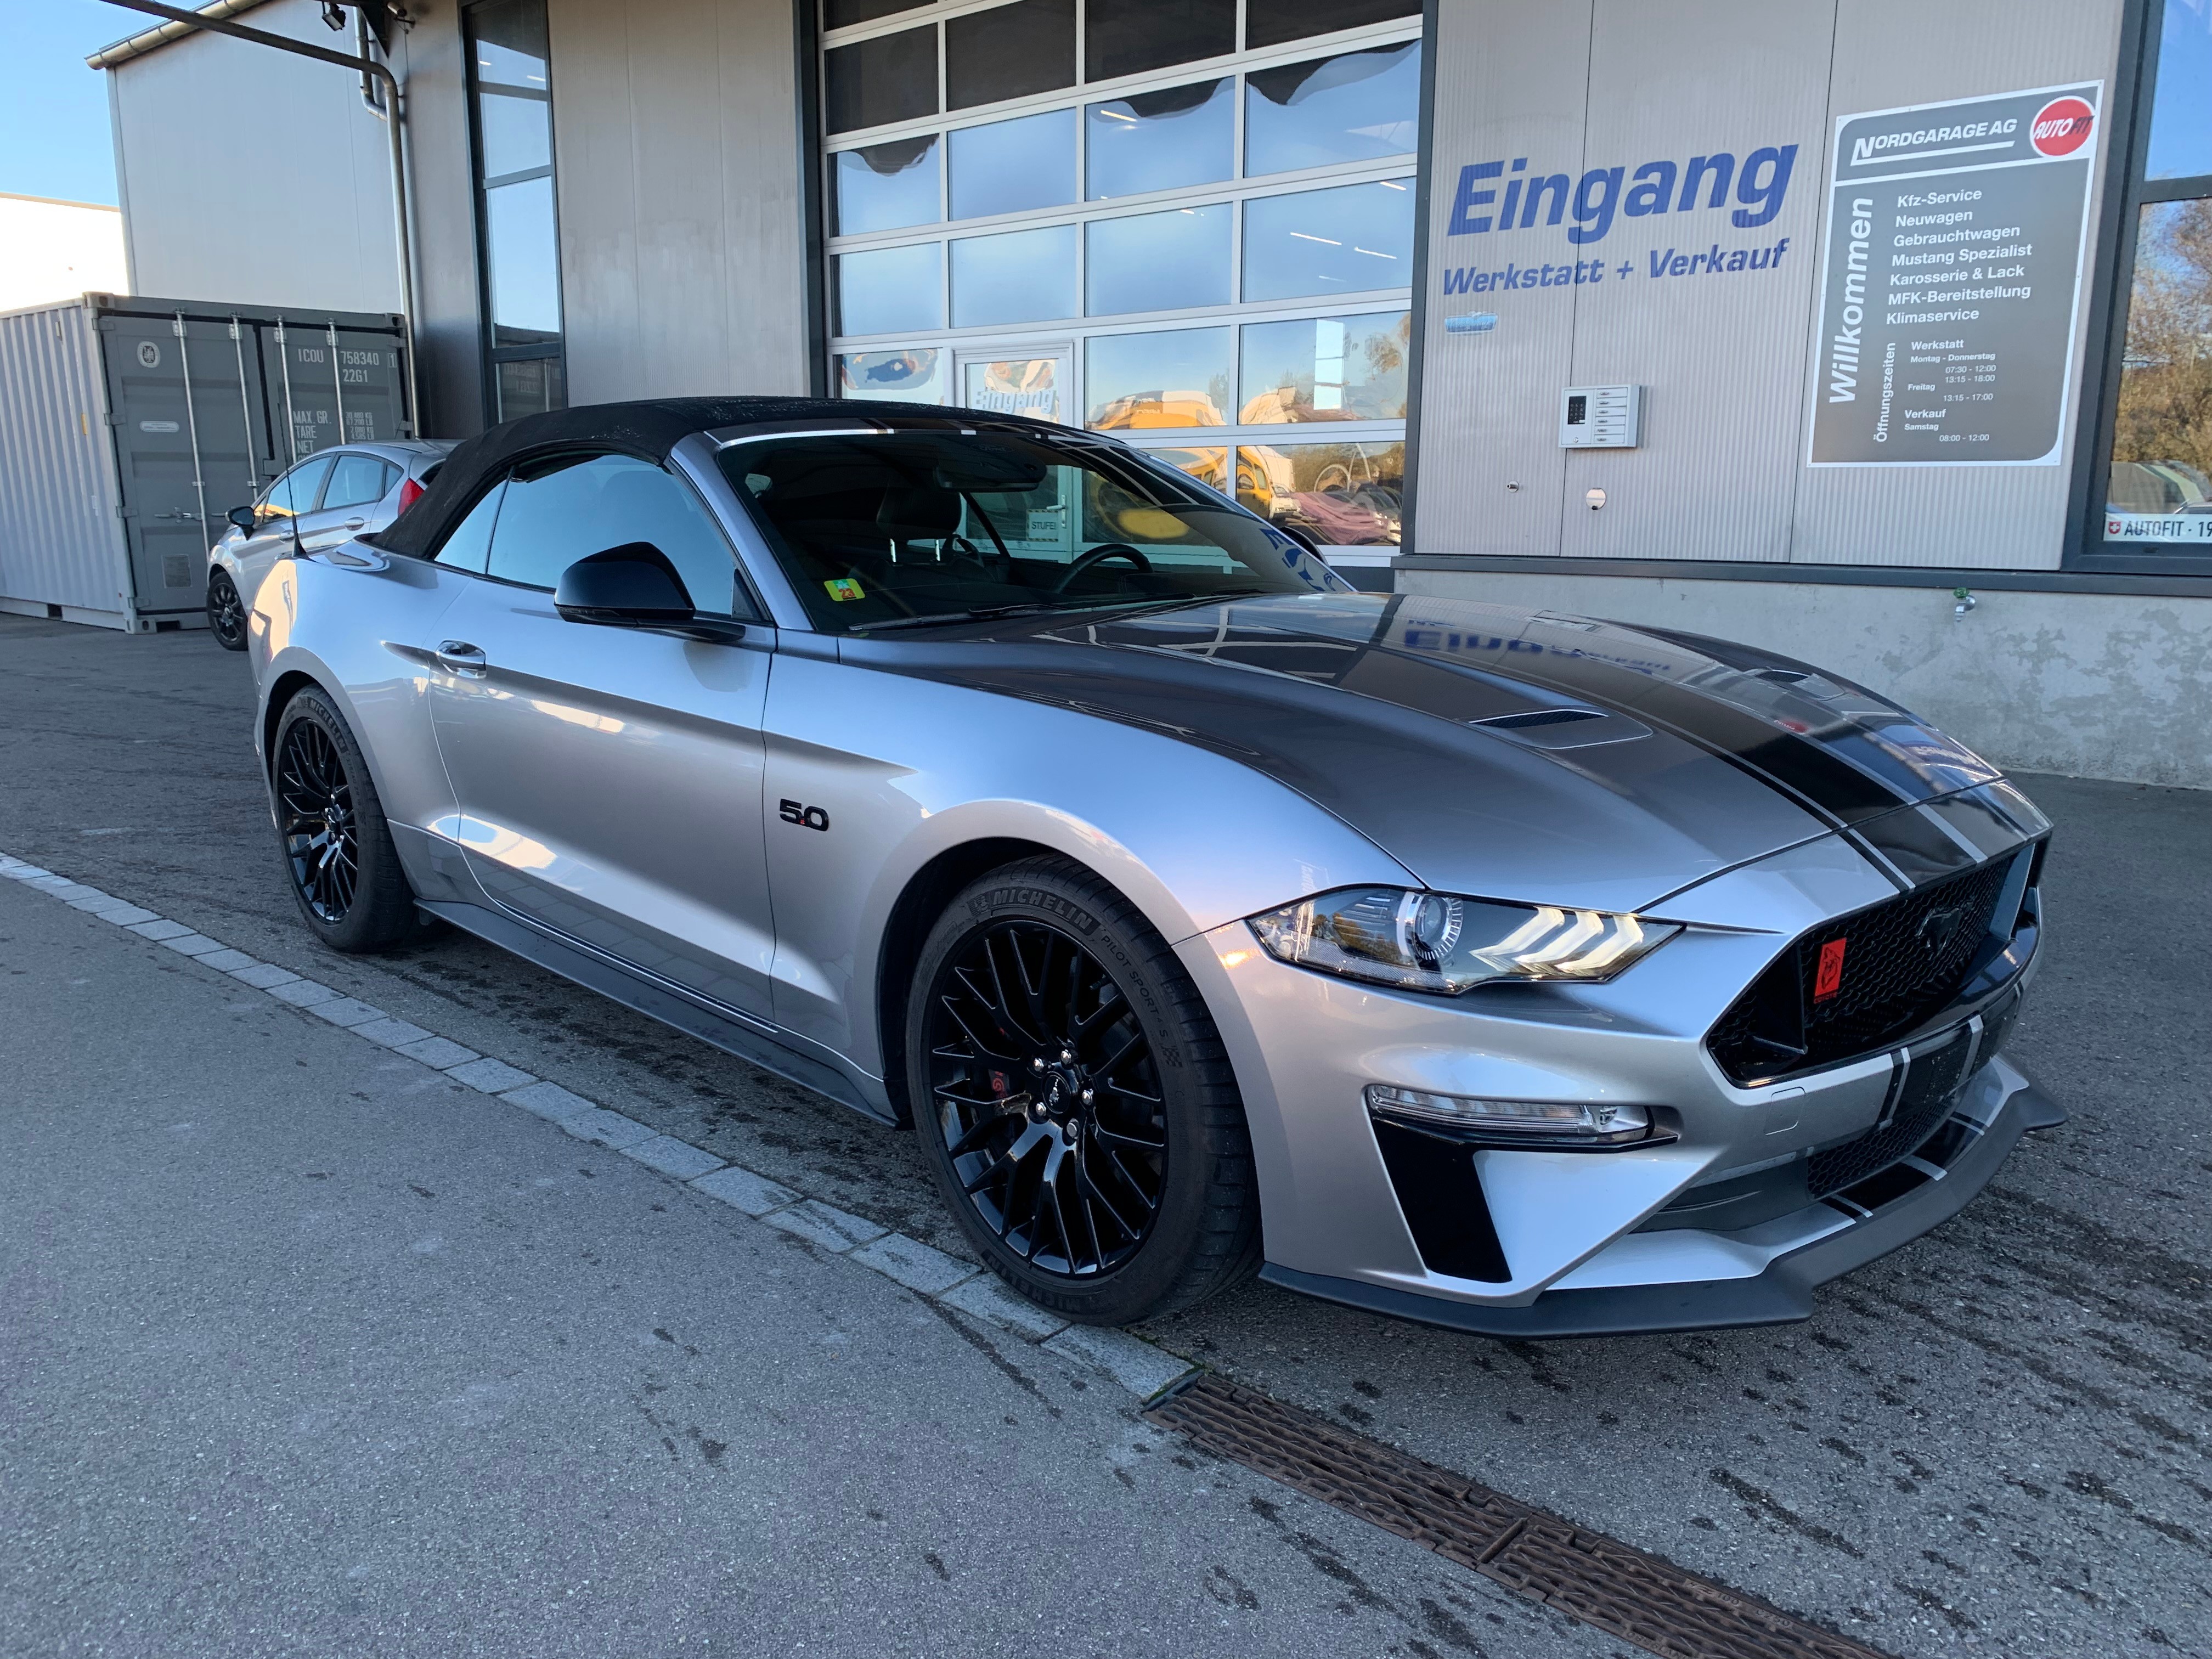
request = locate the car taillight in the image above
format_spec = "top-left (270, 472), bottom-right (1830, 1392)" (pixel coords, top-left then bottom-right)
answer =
top-left (396, 477), bottom-right (424, 514)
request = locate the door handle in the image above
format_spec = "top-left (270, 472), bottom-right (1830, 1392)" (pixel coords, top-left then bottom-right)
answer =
top-left (345, 517), bottom-right (366, 529)
top-left (436, 640), bottom-right (488, 677)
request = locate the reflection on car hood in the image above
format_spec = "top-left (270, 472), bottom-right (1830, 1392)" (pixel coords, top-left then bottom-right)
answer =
top-left (843, 592), bottom-right (2034, 913)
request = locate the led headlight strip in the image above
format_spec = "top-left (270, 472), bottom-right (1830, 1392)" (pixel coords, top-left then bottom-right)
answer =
top-left (1363, 1084), bottom-right (1662, 1146)
top-left (1247, 887), bottom-right (1678, 996)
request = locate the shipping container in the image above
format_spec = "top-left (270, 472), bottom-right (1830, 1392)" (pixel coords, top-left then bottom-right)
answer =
top-left (0, 292), bottom-right (409, 632)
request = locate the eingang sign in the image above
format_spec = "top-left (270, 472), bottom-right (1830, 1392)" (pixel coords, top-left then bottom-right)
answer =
top-left (1436, 139), bottom-right (1803, 302)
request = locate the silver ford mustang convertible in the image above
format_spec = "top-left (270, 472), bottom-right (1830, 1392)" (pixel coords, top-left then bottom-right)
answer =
top-left (245, 397), bottom-right (2059, 1335)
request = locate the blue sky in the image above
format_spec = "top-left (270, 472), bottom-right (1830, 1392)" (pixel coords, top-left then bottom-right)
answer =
top-left (0, 1), bottom-right (132, 204)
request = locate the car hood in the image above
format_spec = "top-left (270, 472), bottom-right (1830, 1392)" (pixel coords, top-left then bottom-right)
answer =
top-left (840, 592), bottom-right (2017, 913)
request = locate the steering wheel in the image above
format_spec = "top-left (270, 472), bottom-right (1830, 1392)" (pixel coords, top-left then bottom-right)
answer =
top-left (1051, 542), bottom-right (1151, 594)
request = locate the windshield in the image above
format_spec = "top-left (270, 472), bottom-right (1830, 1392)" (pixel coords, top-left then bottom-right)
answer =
top-left (718, 430), bottom-right (1344, 631)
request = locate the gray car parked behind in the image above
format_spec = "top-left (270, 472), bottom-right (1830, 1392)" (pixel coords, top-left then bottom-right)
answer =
top-left (206, 440), bottom-right (455, 650)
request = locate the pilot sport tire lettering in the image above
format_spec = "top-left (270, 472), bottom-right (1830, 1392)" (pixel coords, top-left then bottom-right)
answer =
top-left (909, 856), bottom-right (1261, 1325)
top-left (205, 569), bottom-right (248, 651)
top-left (272, 687), bottom-right (420, 954)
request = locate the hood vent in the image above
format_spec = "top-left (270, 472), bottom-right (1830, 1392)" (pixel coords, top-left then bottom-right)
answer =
top-left (1479, 708), bottom-right (1604, 730)
top-left (1471, 706), bottom-right (1651, 750)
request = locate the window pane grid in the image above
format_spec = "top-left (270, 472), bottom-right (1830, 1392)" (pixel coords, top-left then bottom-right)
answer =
top-left (820, 0), bottom-right (1413, 55)
top-left (830, 154), bottom-right (1419, 253)
top-left (823, 12), bottom-right (1421, 145)
top-left (821, 0), bottom-right (1418, 548)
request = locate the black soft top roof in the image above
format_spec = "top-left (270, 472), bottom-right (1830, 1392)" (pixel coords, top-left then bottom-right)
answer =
top-left (374, 394), bottom-right (957, 559)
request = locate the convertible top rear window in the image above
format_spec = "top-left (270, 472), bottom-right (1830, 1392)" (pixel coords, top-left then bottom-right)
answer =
top-left (719, 430), bottom-right (1341, 631)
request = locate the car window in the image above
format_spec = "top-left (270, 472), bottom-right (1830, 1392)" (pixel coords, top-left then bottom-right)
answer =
top-left (322, 453), bottom-right (396, 511)
top-left (257, 455), bottom-right (335, 528)
top-left (432, 481), bottom-right (505, 573)
top-left (484, 451), bottom-right (749, 616)
top-left (720, 430), bottom-right (1342, 633)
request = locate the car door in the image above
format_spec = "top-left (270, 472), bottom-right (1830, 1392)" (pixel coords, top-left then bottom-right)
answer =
top-left (297, 451), bottom-right (396, 553)
top-left (233, 454), bottom-right (334, 607)
top-left (425, 449), bottom-right (781, 1019)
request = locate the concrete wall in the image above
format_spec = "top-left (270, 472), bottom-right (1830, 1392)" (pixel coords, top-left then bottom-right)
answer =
top-left (108, 0), bottom-right (408, 318)
top-left (1398, 568), bottom-right (2212, 788)
top-left (547, 0), bottom-right (812, 403)
top-left (0, 196), bottom-right (129, 311)
top-left (1402, 0), bottom-right (2211, 788)
top-left (1410, 0), bottom-right (2124, 569)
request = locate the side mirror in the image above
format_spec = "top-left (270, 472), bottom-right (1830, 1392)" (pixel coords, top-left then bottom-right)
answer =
top-left (227, 505), bottom-right (257, 532)
top-left (1281, 521), bottom-right (1322, 556)
top-left (555, 543), bottom-right (746, 642)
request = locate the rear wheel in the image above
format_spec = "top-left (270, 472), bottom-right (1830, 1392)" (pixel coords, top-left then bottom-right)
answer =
top-left (907, 857), bottom-right (1261, 1324)
top-left (206, 569), bottom-right (247, 651)
top-left (272, 687), bottom-right (419, 952)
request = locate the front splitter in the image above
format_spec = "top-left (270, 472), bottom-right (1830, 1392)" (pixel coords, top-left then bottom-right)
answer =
top-left (1259, 1077), bottom-right (2064, 1340)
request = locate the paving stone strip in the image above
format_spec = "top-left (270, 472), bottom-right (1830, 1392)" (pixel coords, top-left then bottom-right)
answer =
top-left (0, 849), bottom-right (1192, 1404)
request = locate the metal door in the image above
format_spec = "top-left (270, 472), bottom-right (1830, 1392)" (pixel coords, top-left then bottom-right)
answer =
top-left (427, 580), bottom-right (781, 1019)
top-left (99, 313), bottom-right (274, 614)
top-left (259, 322), bottom-right (408, 464)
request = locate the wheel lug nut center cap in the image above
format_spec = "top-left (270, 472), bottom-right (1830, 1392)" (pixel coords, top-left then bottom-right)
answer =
top-left (1029, 1056), bottom-right (1086, 1125)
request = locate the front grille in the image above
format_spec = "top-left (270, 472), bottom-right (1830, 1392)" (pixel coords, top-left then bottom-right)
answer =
top-left (1806, 1025), bottom-right (1975, 1197)
top-left (1707, 854), bottom-right (2020, 1085)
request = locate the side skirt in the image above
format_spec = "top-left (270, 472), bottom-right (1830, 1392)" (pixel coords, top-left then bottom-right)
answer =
top-left (417, 898), bottom-right (897, 1126)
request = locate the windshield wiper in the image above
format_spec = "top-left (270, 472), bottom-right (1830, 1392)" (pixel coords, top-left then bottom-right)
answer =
top-left (848, 602), bottom-right (1065, 634)
top-left (1079, 588), bottom-right (1276, 619)
top-left (848, 588), bottom-right (1287, 635)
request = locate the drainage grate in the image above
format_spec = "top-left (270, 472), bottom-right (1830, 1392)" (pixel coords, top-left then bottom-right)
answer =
top-left (1147, 1374), bottom-right (1890, 1659)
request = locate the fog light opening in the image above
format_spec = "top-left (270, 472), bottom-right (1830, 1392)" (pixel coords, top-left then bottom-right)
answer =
top-left (1364, 1084), bottom-right (1663, 1148)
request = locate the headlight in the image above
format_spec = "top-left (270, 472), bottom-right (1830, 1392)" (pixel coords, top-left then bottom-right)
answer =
top-left (1247, 887), bottom-right (1678, 995)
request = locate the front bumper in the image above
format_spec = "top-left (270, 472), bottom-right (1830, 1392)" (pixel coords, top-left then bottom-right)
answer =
top-left (1178, 826), bottom-right (2052, 1338)
top-left (1259, 1053), bottom-right (2060, 1337)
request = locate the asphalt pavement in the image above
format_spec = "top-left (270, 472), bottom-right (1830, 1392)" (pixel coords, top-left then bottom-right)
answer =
top-left (1, 613), bottom-right (2207, 1658)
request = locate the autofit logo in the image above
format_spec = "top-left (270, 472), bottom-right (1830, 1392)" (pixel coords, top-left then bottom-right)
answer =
top-left (1446, 144), bottom-right (1798, 246)
top-left (2030, 97), bottom-right (2095, 156)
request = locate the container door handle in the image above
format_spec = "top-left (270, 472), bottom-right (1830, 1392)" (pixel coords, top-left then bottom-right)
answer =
top-left (436, 640), bottom-right (488, 677)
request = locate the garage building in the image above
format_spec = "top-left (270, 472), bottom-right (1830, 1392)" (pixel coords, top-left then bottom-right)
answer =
top-left (84, 0), bottom-right (2212, 785)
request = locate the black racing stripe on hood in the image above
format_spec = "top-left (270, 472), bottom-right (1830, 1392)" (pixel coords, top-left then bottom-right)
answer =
top-left (1163, 605), bottom-right (1906, 827)
top-left (1391, 644), bottom-right (1906, 825)
top-left (1056, 599), bottom-right (1951, 825)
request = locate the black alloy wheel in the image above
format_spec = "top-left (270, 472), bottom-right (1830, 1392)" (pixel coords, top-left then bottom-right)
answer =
top-left (926, 919), bottom-right (1167, 1277)
top-left (206, 569), bottom-right (248, 650)
top-left (277, 717), bottom-right (358, 923)
top-left (909, 858), bottom-right (1261, 1324)
top-left (270, 688), bottom-right (424, 952)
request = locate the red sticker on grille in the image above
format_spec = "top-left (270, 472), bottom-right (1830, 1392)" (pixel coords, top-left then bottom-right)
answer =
top-left (1814, 937), bottom-right (1848, 1001)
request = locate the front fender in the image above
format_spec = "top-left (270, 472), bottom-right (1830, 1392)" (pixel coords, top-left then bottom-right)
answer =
top-left (759, 651), bottom-right (1416, 1074)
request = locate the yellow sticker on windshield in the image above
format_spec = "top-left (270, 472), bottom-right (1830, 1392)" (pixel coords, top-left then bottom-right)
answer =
top-left (823, 577), bottom-right (865, 602)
